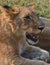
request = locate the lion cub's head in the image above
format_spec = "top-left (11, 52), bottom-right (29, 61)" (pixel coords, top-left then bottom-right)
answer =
top-left (0, 4), bottom-right (45, 45)
top-left (15, 4), bottom-right (45, 45)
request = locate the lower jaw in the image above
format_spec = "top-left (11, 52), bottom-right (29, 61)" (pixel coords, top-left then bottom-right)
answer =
top-left (26, 38), bottom-right (39, 45)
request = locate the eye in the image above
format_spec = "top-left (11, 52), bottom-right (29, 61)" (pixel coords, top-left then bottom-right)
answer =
top-left (24, 15), bottom-right (30, 20)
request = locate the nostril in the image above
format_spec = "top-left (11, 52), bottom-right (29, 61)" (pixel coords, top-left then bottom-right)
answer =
top-left (38, 26), bottom-right (44, 30)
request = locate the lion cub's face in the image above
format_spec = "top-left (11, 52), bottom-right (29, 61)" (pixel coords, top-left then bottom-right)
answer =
top-left (0, 5), bottom-right (45, 45)
top-left (17, 6), bottom-right (45, 45)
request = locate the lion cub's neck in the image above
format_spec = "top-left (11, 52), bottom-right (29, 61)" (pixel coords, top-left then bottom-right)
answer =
top-left (0, 28), bottom-right (26, 63)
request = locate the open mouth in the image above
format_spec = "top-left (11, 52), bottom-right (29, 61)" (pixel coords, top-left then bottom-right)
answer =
top-left (26, 32), bottom-right (39, 45)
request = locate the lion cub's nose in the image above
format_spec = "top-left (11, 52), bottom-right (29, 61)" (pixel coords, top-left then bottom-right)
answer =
top-left (38, 26), bottom-right (44, 31)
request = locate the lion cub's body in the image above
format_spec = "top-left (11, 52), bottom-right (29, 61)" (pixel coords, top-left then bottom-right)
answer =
top-left (0, 5), bottom-right (49, 65)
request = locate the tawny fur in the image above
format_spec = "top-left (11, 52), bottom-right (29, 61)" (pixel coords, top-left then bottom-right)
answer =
top-left (0, 4), bottom-right (49, 65)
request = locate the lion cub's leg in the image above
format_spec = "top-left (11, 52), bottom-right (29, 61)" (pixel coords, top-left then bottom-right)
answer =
top-left (21, 44), bottom-right (49, 62)
top-left (13, 55), bottom-right (49, 65)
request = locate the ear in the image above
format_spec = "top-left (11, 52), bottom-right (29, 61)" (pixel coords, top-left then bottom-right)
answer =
top-left (0, 5), bottom-right (20, 15)
top-left (11, 6), bottom-right (20, 15)
top-left (27, 2), bottom-right (35, 11)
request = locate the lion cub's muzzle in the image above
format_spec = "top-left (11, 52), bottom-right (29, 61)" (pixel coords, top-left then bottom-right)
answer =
top-left (26, 25), bottom-right (45, 45)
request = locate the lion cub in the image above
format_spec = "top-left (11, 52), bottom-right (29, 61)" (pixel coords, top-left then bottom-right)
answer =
top-left (0, 4), bottom-right (49, 65)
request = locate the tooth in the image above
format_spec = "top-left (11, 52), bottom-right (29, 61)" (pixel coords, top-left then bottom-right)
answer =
top-left (33, 36), bottom-right (35, 38)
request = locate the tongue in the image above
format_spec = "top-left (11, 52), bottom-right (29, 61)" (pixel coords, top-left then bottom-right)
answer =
top-left (26, 33), bottom-right (38, 42)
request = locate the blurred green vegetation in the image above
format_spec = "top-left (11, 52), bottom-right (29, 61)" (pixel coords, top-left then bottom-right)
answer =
top-left (0, 0), bottom-right (50, 20)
